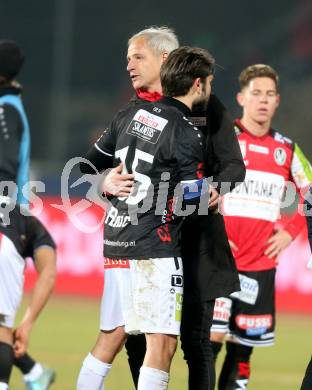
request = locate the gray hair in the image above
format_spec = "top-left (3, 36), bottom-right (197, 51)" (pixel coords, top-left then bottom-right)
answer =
top-left (128, 26), bottom-right (179, 56)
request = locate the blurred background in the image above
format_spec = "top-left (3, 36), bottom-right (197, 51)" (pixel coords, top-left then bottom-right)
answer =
top-left (1, 1), bottom-right (312, 388)
top-left (1, 0), bottom-right (312, 183)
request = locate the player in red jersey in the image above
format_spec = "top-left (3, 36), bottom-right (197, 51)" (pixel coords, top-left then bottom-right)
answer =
top-left (210, 64), bottom-right (312, 389)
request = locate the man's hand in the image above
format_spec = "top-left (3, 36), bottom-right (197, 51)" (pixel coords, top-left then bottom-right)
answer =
top-left (13, 321), bottom-right (32, 358)
top-left (12, 246), bottom-right (56, 358)
top-left (264, 229), bottom-right (293, 263)
top-left (208, 186), bottom-right (220, 213)
top-left (103, 163), bottom-right (134, 197)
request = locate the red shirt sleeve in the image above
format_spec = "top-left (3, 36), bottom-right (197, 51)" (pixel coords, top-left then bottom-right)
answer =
top-left (283, 191), bottom-right (306, 239)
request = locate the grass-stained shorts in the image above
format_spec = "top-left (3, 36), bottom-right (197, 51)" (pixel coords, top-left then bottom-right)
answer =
top-left (100, 257), bottom-right (183, 335)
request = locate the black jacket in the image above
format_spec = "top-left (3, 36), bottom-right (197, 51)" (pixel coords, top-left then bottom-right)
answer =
top-left (130, 94), bottom-right (244, 301)
top-left (85, 97), bottom-right (205, 259)
top-left (305, 185), bottom-right (312, 252)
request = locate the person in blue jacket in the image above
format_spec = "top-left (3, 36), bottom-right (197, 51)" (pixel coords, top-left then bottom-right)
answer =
top-left (0, 39), bottom-right (55, 390)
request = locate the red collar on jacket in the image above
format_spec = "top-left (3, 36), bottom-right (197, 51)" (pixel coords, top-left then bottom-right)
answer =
top-left (136, 89), bottom-right (162, 102)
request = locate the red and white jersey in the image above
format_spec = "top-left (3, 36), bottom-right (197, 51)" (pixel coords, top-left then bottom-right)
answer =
top-left (222, 119), bottom-right (312, 271)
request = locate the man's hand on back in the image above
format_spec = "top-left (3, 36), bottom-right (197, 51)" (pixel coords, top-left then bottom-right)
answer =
top-left (103, 163), bottom-right (134, 197)
top-left (208, 186), bottom-right (220, 213)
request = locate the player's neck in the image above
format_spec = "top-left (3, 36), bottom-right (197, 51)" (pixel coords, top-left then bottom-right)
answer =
top-left (146, 80), bottom-right (162, 94)
top-left (241, 116), bottom-right (271, 137)
top-left (173, 96), bottom-right (192, 111)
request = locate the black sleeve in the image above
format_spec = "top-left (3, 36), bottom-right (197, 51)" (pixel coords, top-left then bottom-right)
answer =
top-left (80, 125), bottom-right (116, 174)
top-left (305, 186), bottom-right (312, 252)
top-left (0, 103), bottom-right (23, 182)
top-left (176, 120), bottom-right (204, 182)
top-left (205, 95), bottom-right (246, 193)
top-left (23, 215), bottom-right (56, 259)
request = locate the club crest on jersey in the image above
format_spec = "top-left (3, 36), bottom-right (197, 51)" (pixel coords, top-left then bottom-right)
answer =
top-left (274, 147), bottom-right (286, 166)
top-left (126, 109), bottom-right (168, 144)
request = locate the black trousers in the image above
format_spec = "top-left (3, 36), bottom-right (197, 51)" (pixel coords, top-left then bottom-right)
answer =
top-left (301, 356), bottom-right (312, 390)
top-left (180, 299), bottom-right (216, 390)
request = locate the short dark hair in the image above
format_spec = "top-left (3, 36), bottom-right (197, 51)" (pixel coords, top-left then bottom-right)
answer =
top-left (239, 64), bottom-right (279, 90)
top-left (160, 46), bottom-right (215, 97)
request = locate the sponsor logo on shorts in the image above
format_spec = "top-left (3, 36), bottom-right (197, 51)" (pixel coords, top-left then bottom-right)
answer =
top-left (175, 293), bottom-right (183, 322)
top-left (246, 327), bottom-right (267, 336)
top-left (126, 109), bottom-right (168, 144)
top-left (171, 274), bottom-right (183, 287)
top-left (104, 258), bottom-right (130, 269)
top-left (213, 308), bottom-right (231, 322)
top-left (213, 298), bottom-right (231, 322)
top-left (230, 274), bottom-right (259, 305)
top-left (236, 314), bottom-right (272, 330)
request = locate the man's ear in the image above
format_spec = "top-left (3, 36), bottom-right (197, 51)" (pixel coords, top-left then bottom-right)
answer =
top-left (162, 52), bottom-right (169, 63)
top-left (236, 92), bottom-right (244, 107)
top-left (189, 78), bottom-right (201, 95)
top-left (193, 77), bottom-right (201, 93)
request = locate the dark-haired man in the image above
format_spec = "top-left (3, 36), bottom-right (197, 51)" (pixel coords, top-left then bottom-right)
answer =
top-left (103, 26), bottom-right (244, 390)
top-left (77, 46), bottom-right (216, 390)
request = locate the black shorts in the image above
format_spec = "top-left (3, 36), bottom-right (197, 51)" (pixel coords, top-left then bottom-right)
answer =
top-left (211, 269), bottom-right (276, 347)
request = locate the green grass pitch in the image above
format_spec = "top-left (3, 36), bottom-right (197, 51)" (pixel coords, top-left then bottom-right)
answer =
top-left (10, 296), bottom-right (311, 389)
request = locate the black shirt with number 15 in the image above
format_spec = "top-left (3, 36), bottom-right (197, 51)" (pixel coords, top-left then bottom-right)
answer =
top-left (82, 97), bottom-right (205, 260)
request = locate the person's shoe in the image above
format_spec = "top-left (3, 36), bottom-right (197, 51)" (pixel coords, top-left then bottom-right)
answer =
top-left (25, 367), bottom-right (56, 390)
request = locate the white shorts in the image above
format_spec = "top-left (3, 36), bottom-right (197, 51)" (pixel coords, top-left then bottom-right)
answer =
top-left (100, 257), bottom-right (183, 335)
top-left (0, 235), bottom-right (25, 328)
top-left (210, 297), bottom-right (232, 333)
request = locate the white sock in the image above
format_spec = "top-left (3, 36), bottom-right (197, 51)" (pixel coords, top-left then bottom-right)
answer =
top-left (138, 366), bottom-right (169, 390)
top-left (76, 353), bottom-right (112, 390)
top-left (23, 362), bottom-right (43, 381)
top-left (0, 382), bottom-right (9, 390)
